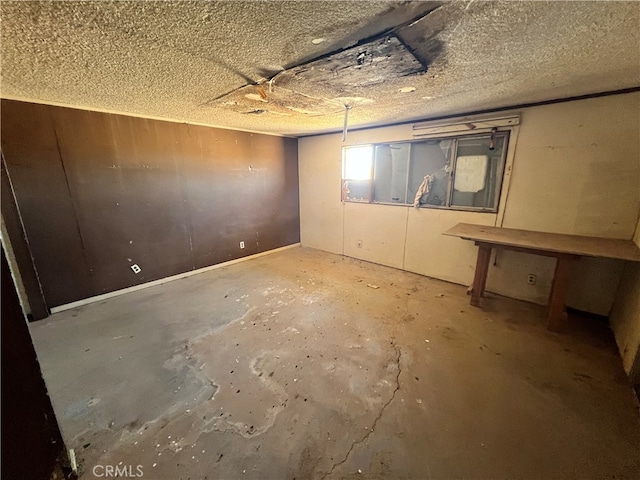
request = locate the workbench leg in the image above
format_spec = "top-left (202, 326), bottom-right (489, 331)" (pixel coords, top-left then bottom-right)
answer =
top-left (547, 255), bottom-right (574, 332)
top-left (471, 245), bottom-right (491, 307)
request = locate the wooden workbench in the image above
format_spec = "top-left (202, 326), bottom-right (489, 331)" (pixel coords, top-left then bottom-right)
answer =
top-left (443, 223), bottom-right (640, 331)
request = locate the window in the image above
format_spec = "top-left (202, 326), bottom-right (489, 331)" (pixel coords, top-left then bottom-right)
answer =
top-left (342, 132), bottom-right (509, 212)
top-left (341, 145), bottom-right (374, 202)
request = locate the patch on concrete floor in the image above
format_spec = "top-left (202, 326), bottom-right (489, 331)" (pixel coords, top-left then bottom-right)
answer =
top-left (86, 281), bottom-right (405, 478)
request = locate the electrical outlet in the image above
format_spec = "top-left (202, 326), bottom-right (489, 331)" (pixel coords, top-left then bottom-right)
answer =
top-left (356, 239), bottom-right (362, 248)
top-left (240, 241), bottom-right (245, 249)
top-left (527, 274), bottom-right (536, 285)
top-left (131, 264), bottom-right (141, 274)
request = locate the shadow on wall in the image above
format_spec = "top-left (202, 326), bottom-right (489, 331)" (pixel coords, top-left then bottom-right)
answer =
top-left (1, 246), bottom-right (72, 478)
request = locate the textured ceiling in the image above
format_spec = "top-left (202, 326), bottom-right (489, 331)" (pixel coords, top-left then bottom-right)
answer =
top-left (1, 1), bottom-right (639, 136)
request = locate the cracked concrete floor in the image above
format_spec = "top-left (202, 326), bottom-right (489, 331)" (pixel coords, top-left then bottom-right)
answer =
top-left (30, 247), bottom-right (640, 479)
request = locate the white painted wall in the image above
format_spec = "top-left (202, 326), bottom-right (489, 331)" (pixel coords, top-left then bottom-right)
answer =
top-left (298, 92), bottom-right (640, 315)
top-left (610, 218), bottom-right (640, 375)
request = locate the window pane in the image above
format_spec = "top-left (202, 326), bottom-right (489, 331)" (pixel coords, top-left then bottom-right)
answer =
top-left (343, 146), bottom-right (373, 202)
top-left (343, 179), bottom-right (371, 202)
top-left (373, 143), bottom-right (410, 204)
top-left (409, 139), bottom-right (452, 207)
top-left (450, 135), bottom-right (506, 209)
top-left (343, 146), bottom-right (373, 180)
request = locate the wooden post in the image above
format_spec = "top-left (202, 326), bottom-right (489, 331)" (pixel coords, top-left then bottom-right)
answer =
top-left (547, 254), bottom-right (575, 332)
top-left (471, 243), bottom-right (492, 307)
top-left (479, 245), bottom-right (491, 297)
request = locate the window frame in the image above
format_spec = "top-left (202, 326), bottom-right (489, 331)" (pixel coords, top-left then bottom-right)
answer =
top-left (341, 130), bottom-right (511, 213)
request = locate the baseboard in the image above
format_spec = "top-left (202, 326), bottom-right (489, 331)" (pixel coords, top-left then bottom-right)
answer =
top-left (50, 243), bottom-right (301, 313)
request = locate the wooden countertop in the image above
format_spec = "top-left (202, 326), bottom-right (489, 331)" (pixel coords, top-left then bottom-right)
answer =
top-left (443, 223), bottom-right (640, 262)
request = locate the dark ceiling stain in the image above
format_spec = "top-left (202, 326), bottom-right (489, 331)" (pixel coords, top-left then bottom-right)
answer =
top-left (207, 2), bottom-right (450, 117)
top-left (283, 1), bottom-right (442, 70)
top-left (274, 35), bottom-right (426, 91)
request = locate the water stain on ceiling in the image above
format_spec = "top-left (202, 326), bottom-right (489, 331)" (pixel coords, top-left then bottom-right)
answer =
top-left (208, 6), bottom-right (444, 119)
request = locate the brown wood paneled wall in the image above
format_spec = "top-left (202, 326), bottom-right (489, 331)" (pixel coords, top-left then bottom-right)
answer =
top-left (1, 100), bottom-right (300, 309)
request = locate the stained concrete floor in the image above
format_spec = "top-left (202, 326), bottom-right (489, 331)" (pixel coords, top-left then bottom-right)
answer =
top-left (31, 247), bottom-right (640, 479)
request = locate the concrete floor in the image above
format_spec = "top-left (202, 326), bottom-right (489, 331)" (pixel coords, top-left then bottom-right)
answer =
top-left (31, 247), bottom-right (640, 479)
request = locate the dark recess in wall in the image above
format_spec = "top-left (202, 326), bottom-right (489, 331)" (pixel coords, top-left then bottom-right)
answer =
top-left (1, 246), bottom-right (69, 478)
top-left (1, 99), bottom-right (300, 308)
top-left (1, 153), bottom-right (49, 319)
